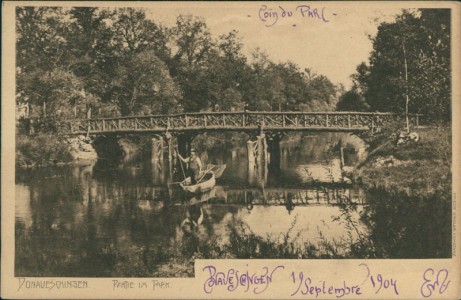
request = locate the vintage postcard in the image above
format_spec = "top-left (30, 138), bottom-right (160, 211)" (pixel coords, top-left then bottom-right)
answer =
top-left (2, 1), bottom-right (460, 299)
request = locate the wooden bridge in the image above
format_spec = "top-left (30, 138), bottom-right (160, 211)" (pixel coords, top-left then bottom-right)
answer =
top-left (70, 111), bottom-right (421, 135)
top-left (69, 111), bottom-right (421, 167)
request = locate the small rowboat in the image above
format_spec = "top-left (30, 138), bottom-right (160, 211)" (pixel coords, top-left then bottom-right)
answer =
top-left (180, 171), bottom-right (216, 194)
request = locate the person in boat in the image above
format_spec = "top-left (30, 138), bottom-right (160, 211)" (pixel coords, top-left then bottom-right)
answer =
top-left (178, 148), bottom-right (202, 184)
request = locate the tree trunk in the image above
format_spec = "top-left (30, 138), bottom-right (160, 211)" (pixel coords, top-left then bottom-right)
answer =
top-left (402, 38), bottom-right (410, 133)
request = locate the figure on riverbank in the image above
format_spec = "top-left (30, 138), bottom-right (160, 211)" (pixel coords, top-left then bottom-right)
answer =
top-left (178, 148), bottom-right (202, 184)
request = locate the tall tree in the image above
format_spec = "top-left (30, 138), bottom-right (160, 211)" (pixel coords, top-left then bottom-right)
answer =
top-left (336, 89), bottom-right (370, 111)
top-left (108, 50), bottom-right (182, 115)
top-left (157, 15), bottom-right (217, 112)
top-left (168, 15), bottom-right (215, 71)
top-left (19, 68), bottom-right (100, 132)
top-left (111, 8), bottom-right (160, 55)
top-left (353, 9), bottom-right (450, 122)
top-left (16, 7), bottom-right (69, 74)
top-left (66, 7), bottom-right (115, 111)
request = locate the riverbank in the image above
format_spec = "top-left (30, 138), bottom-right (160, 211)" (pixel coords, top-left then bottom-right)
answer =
top-left (16, 134), bottom-right (97, 168)
top-left (352, 125), bottom-right (452, 258)
top-left (16, 131), bottom-right (355, 169)
top-left (356, 125), bottom-right (451, 195)
top-left (15, 132), bottom-right (245, 169)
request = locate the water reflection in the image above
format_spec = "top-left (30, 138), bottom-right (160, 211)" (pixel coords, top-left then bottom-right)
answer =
top-left (16, 133), bottom-right (367, 277)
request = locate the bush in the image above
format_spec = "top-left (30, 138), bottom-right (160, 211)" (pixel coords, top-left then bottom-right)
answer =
top-left (360, 187), bottom-right (452, 258)
top-left (16, 134), bottom-right (73, 167)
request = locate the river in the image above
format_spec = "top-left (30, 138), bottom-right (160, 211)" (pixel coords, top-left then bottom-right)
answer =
top-left (15, 133), bottom-right (368, 277)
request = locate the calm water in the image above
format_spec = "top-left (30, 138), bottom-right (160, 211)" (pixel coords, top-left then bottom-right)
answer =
top-left (16, 133), bottom-right (367, 277)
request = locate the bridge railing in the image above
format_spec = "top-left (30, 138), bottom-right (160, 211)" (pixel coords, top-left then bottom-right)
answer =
top-left (69, 111), bottom-right (422, 134)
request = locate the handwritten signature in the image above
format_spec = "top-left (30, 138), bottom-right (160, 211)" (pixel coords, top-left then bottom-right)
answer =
top-left (420, 268), bottom-right (450, 298)
top-left (202, 265), bottom-right (284, 294)
top-left (258, 5), bottom-right (336, 27)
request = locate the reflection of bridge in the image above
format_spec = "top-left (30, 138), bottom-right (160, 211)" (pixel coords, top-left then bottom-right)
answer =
top-left (217, 186), bottom-right (365, 205)
top-left (71, 111), bottom-right (421, 169)
top-left (118, 184), bottom-right (365, 208)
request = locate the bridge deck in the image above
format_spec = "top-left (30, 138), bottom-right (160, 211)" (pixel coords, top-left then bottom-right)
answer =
top-left (69, 111), bottom-right (421, 135)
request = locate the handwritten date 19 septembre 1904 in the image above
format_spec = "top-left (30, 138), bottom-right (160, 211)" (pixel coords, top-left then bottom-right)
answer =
top-left (202, 263), bottom-right (451, 298)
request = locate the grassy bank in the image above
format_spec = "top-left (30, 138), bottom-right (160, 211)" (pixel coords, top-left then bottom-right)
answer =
top-left (353, 125), bottom-right (452, 258)
top-left (356, 125), bottom-right (451, 195)
top-left (16, 134), bottom-right (74, 168)
top-left (108, 219), bottom-right (365, 277)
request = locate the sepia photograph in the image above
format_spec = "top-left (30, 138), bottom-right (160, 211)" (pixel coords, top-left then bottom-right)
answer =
top-left (3, 1), bottom-right (460, 299)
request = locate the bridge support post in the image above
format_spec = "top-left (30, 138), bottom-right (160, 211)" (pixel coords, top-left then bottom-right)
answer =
top-left (164, 133), bottom-right (175, 182)
top-left (165, 132), bottom-right (174, 162)
top-left (247, 158), bottom-right (267, 187)
top-left (151, 136), bottom-right (164, 162)
top-left (256, 133), bottom-right (267, 164)
top-left (247, 162), bottom-right (255, 185)
top-left (151, 159), bottom-right (166, 185)
top-left (256, 159), bottom-right (268, 188)
top-left (247, 139), bottom-right (257, 186)
top-left (247, 140), bottom-right (256, 164)
top-left (266, 133), bottom-right (282, 172)
top-left (247, 133), bottom-right (268, 187)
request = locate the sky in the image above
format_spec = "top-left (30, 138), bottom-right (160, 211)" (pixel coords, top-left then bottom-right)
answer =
top-left (143, 2), bottom-right (403, 89)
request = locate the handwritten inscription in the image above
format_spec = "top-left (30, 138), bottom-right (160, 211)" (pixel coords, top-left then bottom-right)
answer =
top-left (290, 272), bottom-right (361, 298)
top-left (420, 268), bottom-right (450, 298)
top-left (359, 263), bottom-right (399, 295)
top-left (200, 263), bottom-right (413, 297)
top-left (258, 4), bottom-right (336, 27)
top-left (16, 264), bottom-right (453, 297)
top-left (202, 265), bottom-right (284, 294)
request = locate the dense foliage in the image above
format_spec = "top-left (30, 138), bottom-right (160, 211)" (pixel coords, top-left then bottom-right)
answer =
top-left (337, 9), bottom-right (451, 123)
top-left (16, 7), bottom-right (341, 134)
top-left (16, 134), bottom-right (74, 167)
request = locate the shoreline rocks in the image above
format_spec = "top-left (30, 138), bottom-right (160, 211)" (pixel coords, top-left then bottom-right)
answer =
top-left (67, 135), bottom-right (98, 161)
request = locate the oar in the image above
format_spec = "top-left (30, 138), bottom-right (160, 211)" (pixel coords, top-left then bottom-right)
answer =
top-left (168, 181), bottom-right (184, 185)
top-left (175, 145), bottom-right (187, 180)
top-left (196, 166), bottom-right (215, 183)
